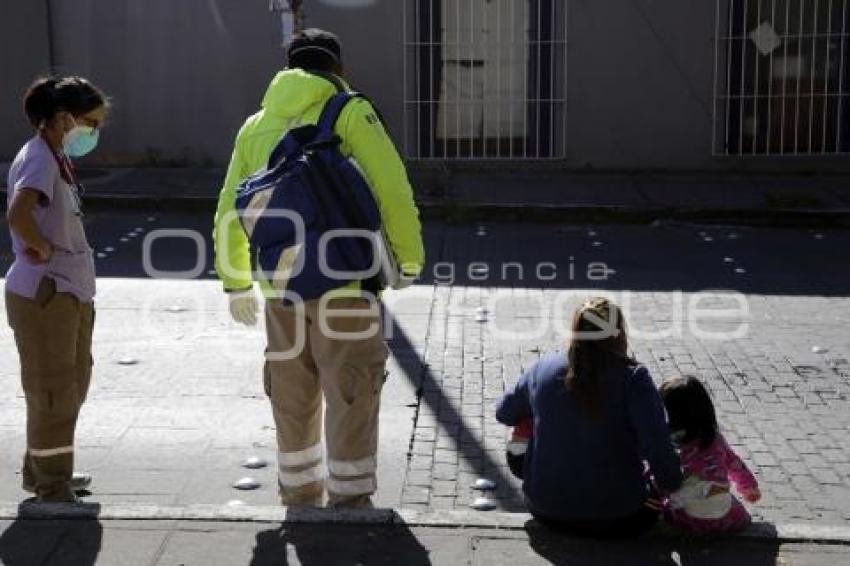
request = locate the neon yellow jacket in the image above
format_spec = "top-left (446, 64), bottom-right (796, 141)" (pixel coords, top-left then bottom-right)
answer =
top-left (213, 69), bottom-right (425, 295)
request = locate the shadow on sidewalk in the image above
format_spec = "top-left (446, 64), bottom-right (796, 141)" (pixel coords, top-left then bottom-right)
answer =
top-left (526, 522), bottom-right (781, 566)
top-left (388, 316), bottom-right (523, 509)
top-left (249, 518), bottom-right (430, 565)
top-left (0, 504), bottom-right (103, 566)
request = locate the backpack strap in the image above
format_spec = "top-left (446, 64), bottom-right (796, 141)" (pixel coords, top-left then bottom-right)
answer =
top-left (308, 70), bottom-right (347, 94)
top-left (307, 69), bottom-right (354, 135)
top-left (317, 91), bottom-right (363, 135)
top-left (316, 90), bottom-right (387, 137)
top-left (264, 92), bottom-right (360, 169)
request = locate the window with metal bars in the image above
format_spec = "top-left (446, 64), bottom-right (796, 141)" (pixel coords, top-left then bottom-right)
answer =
top-left (714, 0), bottom-right (850, 155)
top-left (403, 0), bottom-right (568, 160)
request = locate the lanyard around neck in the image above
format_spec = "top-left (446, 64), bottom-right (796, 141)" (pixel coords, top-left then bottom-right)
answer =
top-left (42, 134), bottom-right (79, 187)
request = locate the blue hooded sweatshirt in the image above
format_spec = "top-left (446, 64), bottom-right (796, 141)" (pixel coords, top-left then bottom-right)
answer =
top-left (496, 353), bottom-right (683, 521)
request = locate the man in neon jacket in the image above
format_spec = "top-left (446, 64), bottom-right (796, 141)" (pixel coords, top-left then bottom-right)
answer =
top-left (213, 29), bottom-right (424, 508)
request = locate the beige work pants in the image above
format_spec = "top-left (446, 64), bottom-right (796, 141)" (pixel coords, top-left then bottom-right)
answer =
top-left (264, 296), bottom-right (387, 507)
top-left (6, 277), bottom-right (94, 501)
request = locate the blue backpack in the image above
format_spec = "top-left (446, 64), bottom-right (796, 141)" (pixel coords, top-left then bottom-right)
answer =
top-left (235, 87), bottom-right (384, 302)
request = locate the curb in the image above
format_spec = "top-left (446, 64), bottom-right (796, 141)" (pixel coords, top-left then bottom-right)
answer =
top-left (3, 191), bottom-right (849, 227)
top-left (2, 503), bottom-right (849, 544)
top-left (2, 188), bottom-right (849, 227)
top-left (415, 202), bottom-right (850, 227)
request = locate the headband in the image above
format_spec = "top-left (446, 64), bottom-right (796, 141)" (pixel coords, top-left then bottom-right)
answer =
top-left (289, 45), bottom-right (340, 63)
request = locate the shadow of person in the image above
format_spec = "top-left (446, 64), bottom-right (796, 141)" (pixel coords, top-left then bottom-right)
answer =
top-left (668, 524), bottom-right (782, 566)
top-left (249, 511), bottom-right (431, 566)
top-left (527, 519), bottom-right (783, 566)
top-left (0, 502), bottom-right (103, 566)
top-left (527, 524), bottom-right (678, 566)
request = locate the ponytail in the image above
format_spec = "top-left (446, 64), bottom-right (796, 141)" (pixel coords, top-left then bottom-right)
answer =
top-left (23, 77), bottom-right (60, 128)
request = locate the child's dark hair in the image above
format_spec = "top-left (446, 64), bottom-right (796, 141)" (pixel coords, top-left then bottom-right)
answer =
top-left (659, 376), bottom-right (718, 448)
top-left (23, 76), bottom-right (106, 128)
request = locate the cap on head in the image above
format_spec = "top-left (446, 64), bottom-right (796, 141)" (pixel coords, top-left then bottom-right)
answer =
top-left (286, 28), bottom-right (342, 71)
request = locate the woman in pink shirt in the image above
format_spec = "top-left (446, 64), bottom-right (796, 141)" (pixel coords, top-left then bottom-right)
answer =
top-left (660, 376), bottom-right (761, 533)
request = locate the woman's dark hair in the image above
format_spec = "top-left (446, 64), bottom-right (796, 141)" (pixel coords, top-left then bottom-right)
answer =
top-left (23, 76), bottom-right (106, 128)
top-left (565, 298), bottom-right (631, 416)
top-left (659, 376), bottom-right (719, 448)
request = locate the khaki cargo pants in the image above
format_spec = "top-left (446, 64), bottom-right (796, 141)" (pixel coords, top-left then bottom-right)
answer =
top-left (264, 296), bottom-right (388, 507)
top-left (5, 277), bottom-right (94, 501)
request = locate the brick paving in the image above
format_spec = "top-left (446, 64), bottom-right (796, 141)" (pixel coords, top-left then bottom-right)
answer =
top-left (399, 223), bottom-right (850, 526)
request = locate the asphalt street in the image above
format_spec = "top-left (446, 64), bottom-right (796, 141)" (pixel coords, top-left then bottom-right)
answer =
top-left (1, 210), bottom-right (847, 294)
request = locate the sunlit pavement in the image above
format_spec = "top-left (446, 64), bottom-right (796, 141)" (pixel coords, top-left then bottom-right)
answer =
top-left (1, 212), bottom-right (849, 559)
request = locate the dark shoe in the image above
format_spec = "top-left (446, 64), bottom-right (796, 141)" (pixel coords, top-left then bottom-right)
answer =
top-left (329, 495), bottom-right (374, 510)
top-left (35, 484), bottom-right (80, 504)
top-left (24, 473), bottom-right (92, 494)
top-left (283, 494), bottom-right (324, 508)
top-left (280, 483), bottom-right (324, 508)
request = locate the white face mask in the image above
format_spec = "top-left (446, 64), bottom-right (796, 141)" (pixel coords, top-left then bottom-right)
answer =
top-left (63, 118), bottom-right (100, 157)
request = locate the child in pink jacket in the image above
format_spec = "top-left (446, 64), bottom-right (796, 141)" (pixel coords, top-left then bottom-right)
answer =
top-left (660, 376), bottom-right (761, 533)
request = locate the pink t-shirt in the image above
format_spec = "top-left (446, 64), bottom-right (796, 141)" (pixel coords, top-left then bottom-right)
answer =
top-left (665, 433), bottom-right (758, 532)
top-left (5, 136), bottom-right (96, 302)
top-left (679, 434), bottom-right (758, 491)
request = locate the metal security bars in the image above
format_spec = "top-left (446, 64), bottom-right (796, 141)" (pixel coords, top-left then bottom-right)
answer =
top-left (714, 0), bottom-right (850, 155)
top-left (403, 0), bottom-right (568, 160)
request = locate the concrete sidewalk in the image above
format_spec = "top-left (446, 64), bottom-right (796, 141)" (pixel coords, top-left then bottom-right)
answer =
top-left (2, 164), bottom-right (849, 224)
top-left (1, 504), bottom-right (849, 566)
top-left (0, 278), bottom-right (424, 511)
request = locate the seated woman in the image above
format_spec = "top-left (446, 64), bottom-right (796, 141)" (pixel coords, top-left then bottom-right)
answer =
top-left (496, 298), bottom-right (683, 538)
